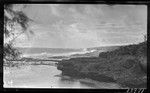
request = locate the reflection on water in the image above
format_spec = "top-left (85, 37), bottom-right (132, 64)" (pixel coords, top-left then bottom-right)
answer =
top-left (4, 65), bottom-right (122, 88)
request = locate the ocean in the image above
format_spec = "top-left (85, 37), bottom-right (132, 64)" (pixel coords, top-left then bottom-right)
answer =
top-left (4, 46), bottom-right (122, 88)
top-left (17, 47), bottom-right (98, 58)
top-left (16, 46), bottom-right (119, 60)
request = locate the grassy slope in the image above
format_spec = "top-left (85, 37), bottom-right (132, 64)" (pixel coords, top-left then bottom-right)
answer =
top-left (57, 41), bottom-right (147, 88)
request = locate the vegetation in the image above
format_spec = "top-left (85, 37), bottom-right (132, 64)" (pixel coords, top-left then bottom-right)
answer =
top-left (4, 4), bottom-right (33, 66)
top-left (57, 41), bottom-right (147, 88)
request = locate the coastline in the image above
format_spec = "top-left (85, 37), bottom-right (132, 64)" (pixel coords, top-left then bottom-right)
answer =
top-left (4, 64), bottom-right (122, 89)
top-left (57, 42), bottom-right (147, 88)
top-left (4, 41), bottom-right (147, 88)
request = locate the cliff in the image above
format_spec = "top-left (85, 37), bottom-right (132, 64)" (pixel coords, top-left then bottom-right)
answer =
top-left (57, 41), bottom-right (147, 88)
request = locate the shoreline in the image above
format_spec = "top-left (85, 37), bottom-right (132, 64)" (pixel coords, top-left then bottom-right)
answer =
top-left (4, 64), bottom-right (122, 89)
top-left (57, 57), bottom-right (147, 89)
top-left (57, 41), bottom-right (147, 88)
top-left (4, 60), bottom-right (59, 67)
top-left (4, 41), bottom-right (147, 88)
top-left (3, 60), bottom-right (146, 89)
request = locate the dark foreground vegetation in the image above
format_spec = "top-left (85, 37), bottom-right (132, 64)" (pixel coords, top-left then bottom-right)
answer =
top-left (57, 41), bottom-right (147, 88)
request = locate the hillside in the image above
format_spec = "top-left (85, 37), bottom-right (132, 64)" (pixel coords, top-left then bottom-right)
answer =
top-left (57, 41), bottom-right (147, 88)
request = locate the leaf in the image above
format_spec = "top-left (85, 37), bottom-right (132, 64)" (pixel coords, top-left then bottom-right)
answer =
top-left (4, 4), bottom-right (33, 60)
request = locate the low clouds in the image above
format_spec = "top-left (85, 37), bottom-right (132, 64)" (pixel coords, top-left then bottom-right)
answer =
top-left (14, 4), bottom-right (147, 48)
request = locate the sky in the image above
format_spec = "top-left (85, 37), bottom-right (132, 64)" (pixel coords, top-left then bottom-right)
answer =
top-left (13, 4), bottom-right (147, 48)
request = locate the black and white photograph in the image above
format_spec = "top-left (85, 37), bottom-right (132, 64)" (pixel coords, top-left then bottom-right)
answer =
top-left (3, 4), bottom-right (147, 89)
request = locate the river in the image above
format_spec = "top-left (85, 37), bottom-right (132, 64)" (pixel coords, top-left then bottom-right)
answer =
top-left (3, 63), bottom-right (122, 88)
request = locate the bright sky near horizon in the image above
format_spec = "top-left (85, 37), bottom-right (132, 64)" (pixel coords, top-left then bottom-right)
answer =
top-left (14, 4), bottom-right (147, 48)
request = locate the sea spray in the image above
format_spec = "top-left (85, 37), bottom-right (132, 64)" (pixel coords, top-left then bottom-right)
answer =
top-left (21, 48), bottom-right (97, 59)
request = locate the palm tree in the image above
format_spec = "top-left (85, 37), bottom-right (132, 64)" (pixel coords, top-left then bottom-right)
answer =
top-left (4, 4), bottom-right (33, 64)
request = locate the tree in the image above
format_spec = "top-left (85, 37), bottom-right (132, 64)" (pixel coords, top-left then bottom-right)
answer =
top-left (4, 4), bottom-right (33, 63)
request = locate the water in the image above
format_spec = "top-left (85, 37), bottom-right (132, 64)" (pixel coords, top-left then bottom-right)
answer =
top-left (4, 64), bottom-right (122, 88)
top-left (4, 47), bottom-right (122, 88)
top-left (17, 47), bottom-right (98, 58)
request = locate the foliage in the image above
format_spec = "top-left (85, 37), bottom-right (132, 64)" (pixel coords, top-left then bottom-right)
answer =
top-left (99, 41), bottom-right (147, 59)
top-left (4, 4), bottom-right (33, 62)
top-left (3, 43), bottom-right (21, 60)
top-left (57, 41), bottom-right (147, 88)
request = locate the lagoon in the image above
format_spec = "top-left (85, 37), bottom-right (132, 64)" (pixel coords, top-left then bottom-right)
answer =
top-left (4, 64), bottom-right (122, 88)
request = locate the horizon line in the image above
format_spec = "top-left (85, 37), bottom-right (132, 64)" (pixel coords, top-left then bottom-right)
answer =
top-left (14, 41), bottom-right (143, 49)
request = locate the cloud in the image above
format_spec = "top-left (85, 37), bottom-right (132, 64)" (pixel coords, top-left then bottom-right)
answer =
top-left (14, 4), bottom-right (147, 48)
top-left (48, 4), bottom-right (60, 16)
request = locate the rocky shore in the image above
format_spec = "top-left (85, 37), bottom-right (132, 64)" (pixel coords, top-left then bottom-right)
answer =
top-left (57, 41), bottom-right (147, 88)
